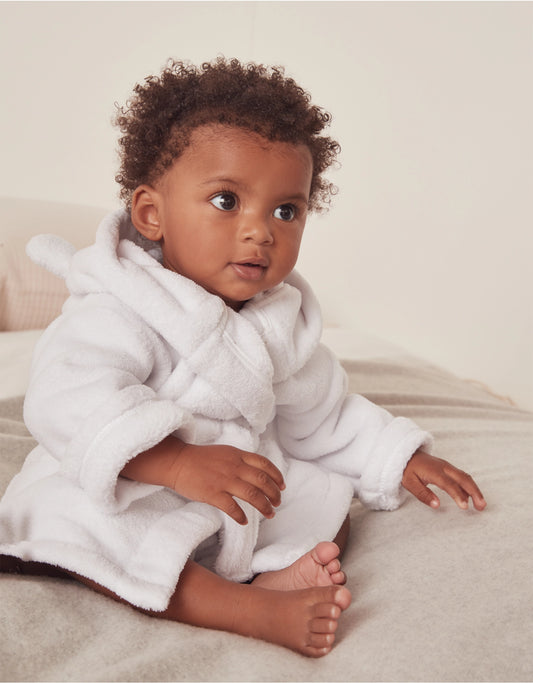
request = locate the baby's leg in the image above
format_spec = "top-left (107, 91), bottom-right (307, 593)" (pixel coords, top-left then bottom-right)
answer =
top-left (158, 560), bottom-right (352, 657)
top-left (0, 516), bottom-right (353, 657)
top-left (44, 560), bottom-right (350, 658)
top-left (334, 514), bottom-right (351, 557)
top-left (0, 554), bottom-right (69, 578)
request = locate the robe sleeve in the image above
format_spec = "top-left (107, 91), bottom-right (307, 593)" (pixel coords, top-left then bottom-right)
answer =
top-left (23, 294), bottom-right (191, 512)
top-left (274, 343), bottom-right (433, 510)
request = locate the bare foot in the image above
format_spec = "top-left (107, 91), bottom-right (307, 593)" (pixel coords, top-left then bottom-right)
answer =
top-left (252, 541), bottom-right (346, 591)
top-left (61, 557), bottom-right (352, 659)
top-left (241, 583), bottom-right (352, 657)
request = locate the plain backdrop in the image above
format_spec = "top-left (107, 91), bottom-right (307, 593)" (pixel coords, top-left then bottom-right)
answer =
top-left (1, 0), bottom-right (532, 409)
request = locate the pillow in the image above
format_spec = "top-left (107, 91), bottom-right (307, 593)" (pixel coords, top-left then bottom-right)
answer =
top-left (0, 197), bottom-right (108, 331)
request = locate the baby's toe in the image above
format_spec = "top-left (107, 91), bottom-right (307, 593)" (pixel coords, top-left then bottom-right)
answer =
top-left (332, 585), bottom-right (352, 610)
top-left (313, 541), bottom-right (340, 566)
top-left (325, 558), bottom-right (341, 574)
top-left (308, 630), bottom-right (336, 649)
top-left (330, 569), bottom-right (346, 585)
top-left (310, 616), bottom-right (339, 634)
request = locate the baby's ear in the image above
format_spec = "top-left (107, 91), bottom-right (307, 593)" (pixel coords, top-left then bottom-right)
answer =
top-left (131, 186), bottom-right (163, 241)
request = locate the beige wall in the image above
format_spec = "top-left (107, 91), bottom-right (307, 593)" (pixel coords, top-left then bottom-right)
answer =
top-left (1, 1), bottom-right (532, 409)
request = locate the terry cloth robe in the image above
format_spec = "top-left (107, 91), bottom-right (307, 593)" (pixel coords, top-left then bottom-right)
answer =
top-left (0, 210), bottom-right (433, 611)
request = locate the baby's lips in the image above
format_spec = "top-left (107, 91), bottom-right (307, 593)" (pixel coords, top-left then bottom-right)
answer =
top-left (230, 263), bottom-right (267, 281)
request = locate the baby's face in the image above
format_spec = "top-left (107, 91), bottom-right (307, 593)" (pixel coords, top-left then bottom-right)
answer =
top-left (148, 124), bottom-right (312, 310)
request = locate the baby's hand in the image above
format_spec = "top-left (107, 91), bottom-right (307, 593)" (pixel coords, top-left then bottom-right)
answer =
top-left (402, 450), bottom-right (486, 511)
top-left (169, 443), bottom-right (285, 525)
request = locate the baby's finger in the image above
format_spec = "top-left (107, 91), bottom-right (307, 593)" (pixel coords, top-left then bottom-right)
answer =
top-left (447, 468), bottom-right (487, 510)
top-left (241, 464), bottom-right (284, 508)
top-left (436, 471), bottom-right (481, 510)
top-left (403, 473), bottom-right (440, 508)
top-left (243, 453), bottom-right (285, 491)
top-left (213, 492), bottom-right (248, 525)
top-left (225, 477), bottom-right (279, 519)
top-left (425, 469), bottom-right (467, 509)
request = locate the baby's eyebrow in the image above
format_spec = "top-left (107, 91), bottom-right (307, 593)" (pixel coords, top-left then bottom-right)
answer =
top-left (284, 192), bottom-right (310, 205)
top-left (200, 177), bottom-right (244, 189)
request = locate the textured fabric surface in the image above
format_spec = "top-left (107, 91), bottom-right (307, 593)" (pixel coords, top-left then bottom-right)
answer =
top-left (0, 197), bottom-right (104, 331)
top-left (0, 234), bottom-right (70, 331)
top-left (0, 356), bottom-right (532, 682)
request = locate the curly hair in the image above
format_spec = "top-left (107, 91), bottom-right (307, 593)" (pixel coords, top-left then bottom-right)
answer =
top-left (114, 57), bottom-right (340, 212)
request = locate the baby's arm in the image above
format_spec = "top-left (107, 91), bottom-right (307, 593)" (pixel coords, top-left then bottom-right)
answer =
top-left (121, 437), bottom-right (285, 525)
top-left (402, 450), bottom-right (486, 511)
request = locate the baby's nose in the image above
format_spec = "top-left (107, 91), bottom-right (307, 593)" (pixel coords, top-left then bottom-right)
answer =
top-left (240, 217), bottom-right (274, 244)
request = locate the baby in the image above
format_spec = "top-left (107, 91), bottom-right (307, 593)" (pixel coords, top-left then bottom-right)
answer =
top-left (0, 58), bottom-right (485, 657)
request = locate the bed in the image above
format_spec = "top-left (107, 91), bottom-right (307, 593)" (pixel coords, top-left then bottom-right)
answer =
top-left (1, 197), bottom-right (532, 682)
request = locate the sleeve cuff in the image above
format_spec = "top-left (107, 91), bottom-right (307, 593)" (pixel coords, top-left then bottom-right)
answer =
top-left (61, 384), bottom-right (192, 512)
top-left (358, 417), bottom-right (434, 511)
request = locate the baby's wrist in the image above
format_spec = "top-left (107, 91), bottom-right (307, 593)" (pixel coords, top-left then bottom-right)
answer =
top-left (164, 439), bottom-right (191, 491)
top-left (120, 435), bottom-right (189, 489)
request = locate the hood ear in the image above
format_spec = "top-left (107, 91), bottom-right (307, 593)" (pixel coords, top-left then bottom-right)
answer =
top-left (131, 185), bottom-right (163, 241)
top-left (26, 234), bottom-right (76, 280)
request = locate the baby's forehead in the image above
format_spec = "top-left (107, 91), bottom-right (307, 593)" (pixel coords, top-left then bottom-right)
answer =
top-left (184, 123), bottom-right (313, 170)
top-left (188, 123), bottom-right (305, 151)
top-left (159, 123), bottom-right (313, 198)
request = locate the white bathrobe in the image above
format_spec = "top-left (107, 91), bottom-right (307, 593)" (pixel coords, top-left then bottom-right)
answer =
top-left (0, 210), bottom-right (432, 611)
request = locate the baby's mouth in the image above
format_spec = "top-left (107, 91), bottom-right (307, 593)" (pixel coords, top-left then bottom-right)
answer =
top-left (231, 260), bottom-right (267, 281)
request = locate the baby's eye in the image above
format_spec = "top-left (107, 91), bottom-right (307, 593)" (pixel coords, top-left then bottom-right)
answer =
top-left (273, 204), bottom-right (296, 222)
top-left (210, 193), bottom-right (237, 212)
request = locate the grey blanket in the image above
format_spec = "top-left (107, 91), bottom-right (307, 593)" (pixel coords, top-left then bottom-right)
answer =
top-left (1, 357), bottom-right (532, 682)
